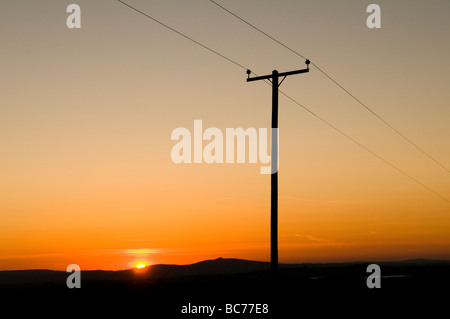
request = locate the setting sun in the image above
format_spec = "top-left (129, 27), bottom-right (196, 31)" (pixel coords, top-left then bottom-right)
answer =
top-left (136, 264), bottom-right (146, 269)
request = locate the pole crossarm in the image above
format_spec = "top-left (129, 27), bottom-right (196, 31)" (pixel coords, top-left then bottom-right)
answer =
top-left (247, 73), bottom-right (274, 82)
top-left (277, 68), bottom-right (309, 78)
top-left (247, 62), bottom-right (310, 82)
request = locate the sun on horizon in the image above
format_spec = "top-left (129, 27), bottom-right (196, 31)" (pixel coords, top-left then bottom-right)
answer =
top-left (136, 263), bottom-right (147, 269)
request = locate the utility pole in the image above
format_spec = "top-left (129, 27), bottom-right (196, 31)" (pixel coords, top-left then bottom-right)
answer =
top-left (246, 60), bottom-right (310, 278)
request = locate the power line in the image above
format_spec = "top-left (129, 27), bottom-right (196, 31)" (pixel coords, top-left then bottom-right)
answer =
top-left (209, 0), bottom-right (450, 174)
top-left (210, 0), bottom-right (308, 60)
top-left (117, 0), bottom-right (247, 71)
top-left (312, 64), bottom-right (450, 174)
top-left (278, 89), bottom-right (450, 204)
top-left (117, 0), bottom-right (449, 203)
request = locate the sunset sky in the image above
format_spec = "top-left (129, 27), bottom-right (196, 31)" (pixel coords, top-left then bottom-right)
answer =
top-left (1, 0), bottom-right (449, 270)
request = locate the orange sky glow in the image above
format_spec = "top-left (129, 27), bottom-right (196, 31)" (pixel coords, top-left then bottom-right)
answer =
top-left (1, 0), bottom-right (449, 270)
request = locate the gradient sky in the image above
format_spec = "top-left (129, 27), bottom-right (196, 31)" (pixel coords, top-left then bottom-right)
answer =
top-left (1, 0), bottom-right (449, 270)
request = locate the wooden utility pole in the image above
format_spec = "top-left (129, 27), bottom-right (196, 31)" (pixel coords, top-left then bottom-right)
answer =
top-left (246, 60), bottom-right (310, 278)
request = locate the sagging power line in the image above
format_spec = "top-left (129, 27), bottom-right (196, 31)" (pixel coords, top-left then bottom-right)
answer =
top-left (117, 0), bottom-right (247, 71)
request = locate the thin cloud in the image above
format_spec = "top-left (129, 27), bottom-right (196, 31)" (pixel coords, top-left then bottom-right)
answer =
top-left (293, 234), bottom-right (351, 247)
top-left (295, 234), bottom-right (332, 243)
top-left (281, 196), bottom-right (363, 204)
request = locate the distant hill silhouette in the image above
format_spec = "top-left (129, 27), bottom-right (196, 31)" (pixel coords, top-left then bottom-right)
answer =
top-left (1, 257), bottom-right (450, 286)
top-left (1, 257), bottom-right (449, 317)
top-left (0, 257), bottom-right (270, 286)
